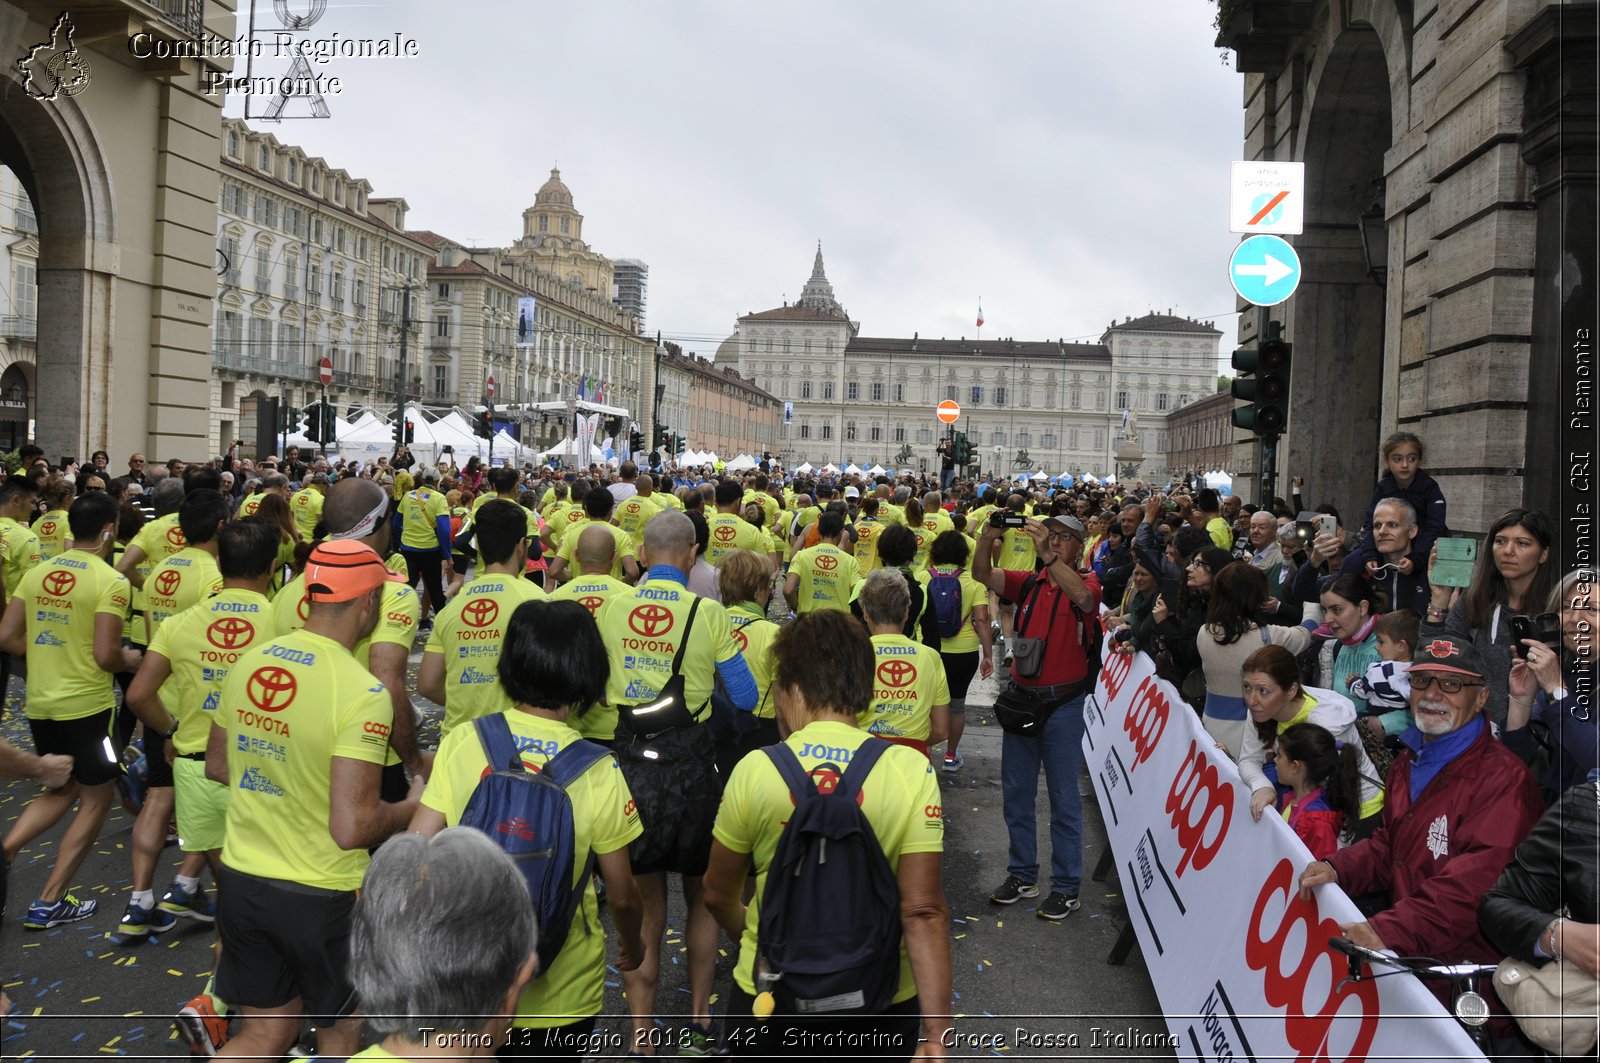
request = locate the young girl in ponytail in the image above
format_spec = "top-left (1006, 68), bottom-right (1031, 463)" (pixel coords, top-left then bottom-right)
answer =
top-left (1273, 722), bottom-right (1363, 860)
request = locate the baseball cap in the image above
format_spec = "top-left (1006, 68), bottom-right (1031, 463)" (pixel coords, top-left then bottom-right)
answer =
top-left (303, 541), bottom-right (404, 603)
top-left (419, 466), bottom-right (440, 483)
top-left (1043, 514), bottom-right (1087, 540)
top-left (844, 486), bottom-right (860, 499)
top-left (1410, 634), bottom-right (1485, 677)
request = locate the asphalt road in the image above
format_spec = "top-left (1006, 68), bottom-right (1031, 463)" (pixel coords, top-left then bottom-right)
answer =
top-left (1, 656), bottom-right (1177, 1061)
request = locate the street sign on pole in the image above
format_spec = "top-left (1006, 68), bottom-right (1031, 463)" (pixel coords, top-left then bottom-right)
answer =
top-left (936, 400), bottom-right (961, 424)
top-left (486, 375), bottom-right (496, 401)
top-left (319, 356), bottom-right (332, 387)
top-left (1230, 161), bottom-right (1305, 235)
top-left (1229, 235), bottom-right (1302, 307)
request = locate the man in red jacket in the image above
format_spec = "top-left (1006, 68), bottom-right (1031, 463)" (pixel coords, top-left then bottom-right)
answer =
top-left (1299, 634), bottom-right (1542, 1032)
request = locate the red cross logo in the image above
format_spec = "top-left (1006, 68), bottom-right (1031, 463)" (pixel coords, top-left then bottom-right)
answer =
top-left (41, 569), bottom-right (76, 596)
top-left (1425, 640), bottom-right (1455, 659)
top-left (714, 525), bottom-right (736, 543)
top-left (246, 666), bottom-right (297, 712)
top-left (577, 595), bottom-right (605, 616)
top-left (153, 569), bottom-right (182, 597)
top-left (462, 597), bottom-right (500, 629)
top-left (877, 659), bottom-right (918, 688)
top-left (628, 604), bottom-right (675, 638)
top-left (206, 617), bottom-right (255, 649)
top-left (165, 525), bottom-right (186, 548)
top-left (816, 554), bottom-right (839, 571)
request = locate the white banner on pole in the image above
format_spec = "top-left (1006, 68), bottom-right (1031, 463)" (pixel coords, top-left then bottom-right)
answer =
top-left (1083, 639), bottom-right (1487, 1062)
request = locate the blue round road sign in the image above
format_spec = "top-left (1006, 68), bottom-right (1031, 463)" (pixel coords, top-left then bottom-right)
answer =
top-left (1229, 235), bottom-right (1302, 307)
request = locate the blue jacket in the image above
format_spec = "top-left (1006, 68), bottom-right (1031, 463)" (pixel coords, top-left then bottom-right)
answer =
top-left (1354, 470), bottom-right (1448, 571)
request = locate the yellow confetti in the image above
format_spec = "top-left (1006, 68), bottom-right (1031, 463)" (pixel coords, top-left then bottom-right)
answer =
top-left (106, 1036), bottom-right (122, 1046)
top-left (709, 993), bottom-right (719, 1005)
top-left (124, 1011), bottom-right (144, 1017)
top-left (954, 933), bottom-right (967, 940)
top-left (2, 981), bottom-right (21, 988)
top-left (167, 968), bottom-right (184, 977)
top-left (20, 942), bottom-right (39, 948)
top-left (81, 996), bottom-right (101, 1003)
top-left (996, 920), bottom-right (1004, 928)
top-left (982, 959), bottom-right (993, 967)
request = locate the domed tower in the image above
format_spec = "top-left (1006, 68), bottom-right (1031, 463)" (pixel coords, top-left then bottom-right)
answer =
top-left (509, 167), bottom-right (613, 296)
top-left (796, 241), bottom-right (846, 317)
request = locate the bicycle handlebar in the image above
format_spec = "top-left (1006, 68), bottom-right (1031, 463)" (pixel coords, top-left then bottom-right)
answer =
top-left (1326, 937), bottom-right (1499, 981)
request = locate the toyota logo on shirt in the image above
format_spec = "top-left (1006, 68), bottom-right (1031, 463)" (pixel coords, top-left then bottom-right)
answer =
top-left (153, 569), bottom-right (182, 597)
top-left (877, 659), bottom-right (917, 688)
top-left (462, 597), bottom-right (500, 629)
top-left (206, 617), bottom-right (255, 650)
top-left (816, 554), bottom-right (839, 571)
top-left (628, 604), bottom-right (675, 638)
top-left (41, 569), bottom-right (76, 597)
top-left (246, 666), bottom-right (297, 712)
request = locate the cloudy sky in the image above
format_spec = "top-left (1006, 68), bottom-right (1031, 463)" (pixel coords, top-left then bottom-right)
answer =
top-left (227, 0), bottom-right (1245, 358)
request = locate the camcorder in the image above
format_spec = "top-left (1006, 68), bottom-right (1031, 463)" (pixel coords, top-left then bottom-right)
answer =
top-left (990, 512), bottom-right (1028, 530)
top-left (1290, 511), bottom-right (1338, 547)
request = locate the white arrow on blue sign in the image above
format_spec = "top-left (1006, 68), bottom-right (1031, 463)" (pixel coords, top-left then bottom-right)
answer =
top-left (1229, 234), bottom-right (1302, 307)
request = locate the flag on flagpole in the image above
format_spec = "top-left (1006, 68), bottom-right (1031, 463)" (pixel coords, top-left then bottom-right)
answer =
top-left (577, 375), bottom-right (588, 400)
top-left (976, 301), bottom-right (984, 328)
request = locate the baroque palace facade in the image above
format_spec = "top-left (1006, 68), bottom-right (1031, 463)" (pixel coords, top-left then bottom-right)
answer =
top-left (718, 248), bottom-right (1221, 480)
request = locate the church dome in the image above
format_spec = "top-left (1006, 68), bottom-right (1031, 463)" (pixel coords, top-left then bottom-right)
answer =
top-left (535, 167), bottom-right (573, 207)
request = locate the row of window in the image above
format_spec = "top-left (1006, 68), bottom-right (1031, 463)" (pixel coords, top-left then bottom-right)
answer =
top-left (783, 380), bottom-right (1191, 413)
top-left (788, 421), bottom-right (1125, 453)
top-left (225, 128), bottom-right (363, 212)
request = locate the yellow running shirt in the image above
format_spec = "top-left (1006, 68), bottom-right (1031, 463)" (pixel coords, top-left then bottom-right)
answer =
top-left (860, 633), bottom-right (949, 742)
top-left (704, 513), bottom-right (764, 567)
top-left (32, 509), bottom-right (70, 560)
top-left (921, 509), bottom-right (955, 537)
top-left (289, 487), bottom-right (324, 541)
top-left (908, 527), bottom-right (934, 574)
top-left (998, 526), bottom-right (1037, 573)
top-left (712, 719), bottom-right (942, 1000)
top-left (724, 603), bottom-right (778, 719)
top-left (273, 569), bottom-right (421, 671)
top-left (18, 548), bottom-right (130, 720)
top-left (237, 492), bottom-right (265, 518)
top-left (132, 512), bottom-right (187, 570)
top-left (788, 542), bottom-right (860, 614)
top-left (547, 573), bottom-right (631, 741)
top-left (144, 547), bottom-right (223, 635)
top-left (399, 487), bottom-right (449, 550)
top-left (613, 493), bottom-right (661, 549)
top-left (596, 578), bottom-right (738, 716)
top-left (853, 518), bottom-right (883, 573)
top-left (425, 573), bottom-right (547, 736)
top-left (218, 629), bottom-right (392, 891)
top-left (420, 711), bottom-right (641, 1027)
top-left (0, 515), bottom-right (42, 596)
top-left (915, 567), bottom-right (987, 654)
top-left (554, 522), bottom-right (634, 583)
top-left (147, 588), bottom-right (274, 754)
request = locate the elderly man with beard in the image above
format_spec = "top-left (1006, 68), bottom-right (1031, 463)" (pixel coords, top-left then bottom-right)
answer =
top-left (1298, 634), bottom-right (1541, 1048)
top-left (1339, 497), bottom-right (1433, 614)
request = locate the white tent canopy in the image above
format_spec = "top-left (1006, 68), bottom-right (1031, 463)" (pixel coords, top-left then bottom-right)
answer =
top-left (844, 463), bottom-right (864, 476)
top-left (821, 463), bottom-right (840, 474)
top-left (867, 465), bottom-right (887, 477)
top-left (539, 438), bottom-right (606, 463)
top-left (723, 454), bottom-right (758, 473)
top-left (795, 462), bottom-right (814, 474)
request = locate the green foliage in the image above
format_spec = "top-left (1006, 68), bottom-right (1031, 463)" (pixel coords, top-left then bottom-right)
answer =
top-left (1217, 374), bottom-right (1232, 393)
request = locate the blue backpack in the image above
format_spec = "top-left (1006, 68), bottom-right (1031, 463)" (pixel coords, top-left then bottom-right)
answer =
top-left (927, 568), bottom-right (965, 639)
top-left (755, 740), bottom-right (902, 1015)
top-left (460, 714), bottom-right (611, 977)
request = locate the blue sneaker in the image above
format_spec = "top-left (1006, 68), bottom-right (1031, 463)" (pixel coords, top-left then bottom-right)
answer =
top-left (116, 901), bottom-right (176, 938)
top-left (159, 881), bottom-right (217, 923)
top-left (24, 892), bottom-right (98, 929)
top-left (117, 754), bottom-right (147, 815)
top-left (941, 752), bottom-right (964, 773)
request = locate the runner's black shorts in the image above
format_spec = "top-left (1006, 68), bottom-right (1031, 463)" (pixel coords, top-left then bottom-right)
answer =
top-left (29, 710), bottom-right (120, 786)
top-left (215, 865), bottom-right (358, 1018)
top-left (615, 723), bottom-right (720, 877)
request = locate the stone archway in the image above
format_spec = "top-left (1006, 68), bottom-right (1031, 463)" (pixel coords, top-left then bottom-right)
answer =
top-left (1287, 19), bottom-right (1395, 519)
top-left (0, 60), bottom-right (117, 461)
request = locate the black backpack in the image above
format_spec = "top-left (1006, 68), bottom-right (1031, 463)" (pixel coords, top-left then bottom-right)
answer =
top-left (755, 740), bottom-right (902, 1015)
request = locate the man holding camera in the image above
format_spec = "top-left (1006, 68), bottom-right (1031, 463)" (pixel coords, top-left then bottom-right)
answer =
top-left (936, 437), bottom-right (956, 493)
top-left (973, 513), bottom-right (1100, 921)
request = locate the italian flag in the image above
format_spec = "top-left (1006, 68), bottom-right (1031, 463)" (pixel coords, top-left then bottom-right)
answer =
top-left (976, 302), bottom-right (984, 328)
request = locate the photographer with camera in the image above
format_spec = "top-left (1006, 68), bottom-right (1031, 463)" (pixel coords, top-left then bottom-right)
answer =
top-left (974, 511), bottom-right (1099, 920)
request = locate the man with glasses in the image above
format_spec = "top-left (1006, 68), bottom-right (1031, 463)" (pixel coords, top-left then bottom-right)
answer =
top-left (126, 454), bottom-right (148, 487)
top-left (1298, 634), bottom-right (1542, 1044)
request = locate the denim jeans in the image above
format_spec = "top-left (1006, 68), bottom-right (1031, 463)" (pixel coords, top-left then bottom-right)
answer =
top-left (1000, 695), bottom-right (1086, 895)
top-left (940, 466), bottom-right (955, 492)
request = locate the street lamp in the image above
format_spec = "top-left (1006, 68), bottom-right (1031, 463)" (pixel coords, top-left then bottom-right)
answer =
top-left (381, 283), bottom-right (424, 448)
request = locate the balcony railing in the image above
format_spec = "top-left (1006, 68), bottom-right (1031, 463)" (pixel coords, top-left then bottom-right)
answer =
top-left (213, 350), bottom-right (317, 382)
top-left (140, 0), bottom-right (205, 40)
top-left (1, 316), bottom-right (37, 341)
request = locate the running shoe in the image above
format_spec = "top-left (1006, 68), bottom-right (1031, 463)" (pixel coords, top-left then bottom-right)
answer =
top-left (24, 892), bottom-right (98, 929)
top-left (175, 993), bottom-right (229, 1056)
top-left (679, 1022), bottom-right (719, 1057)
top-left (1036, 892), bottom-right (1082, 921)
top-left (116, 901), bottom-right (176, 939)
top-left (117, 754), bottom-right (148, 816)
top-left (989, 875), bottom-right (1039, 906)
top-left (159, 881), bottom-right (217, 922)
top-left (941, 752), bottom-right (964, 773)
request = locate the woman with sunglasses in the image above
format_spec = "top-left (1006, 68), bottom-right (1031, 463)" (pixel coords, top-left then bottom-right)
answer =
top-left (1504, 567), bottom-right (1598, 800)
top-left (1424, 508), bottom-right (1557, 733)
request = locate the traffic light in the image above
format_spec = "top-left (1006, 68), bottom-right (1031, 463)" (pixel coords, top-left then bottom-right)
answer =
top-left (473, 406), bottom-right (492, 439)
top-left (1231, 325), bottom-right (1292, 436)
top-left (304, 402), bottom-right (334, 443)
top-left (630, 428), bottom-right (644, 453)
top-left (404, 419), bottom-right (416, 444)
top-left (282, 404), bottom-right (298, 433)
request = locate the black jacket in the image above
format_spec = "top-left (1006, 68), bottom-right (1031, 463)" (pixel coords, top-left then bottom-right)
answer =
top-left (1479, 781), bottom-right (1599, 963)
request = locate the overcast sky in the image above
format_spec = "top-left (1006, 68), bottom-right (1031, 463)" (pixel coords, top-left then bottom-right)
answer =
top-left (226, 0), bottom-right (1245, 358)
